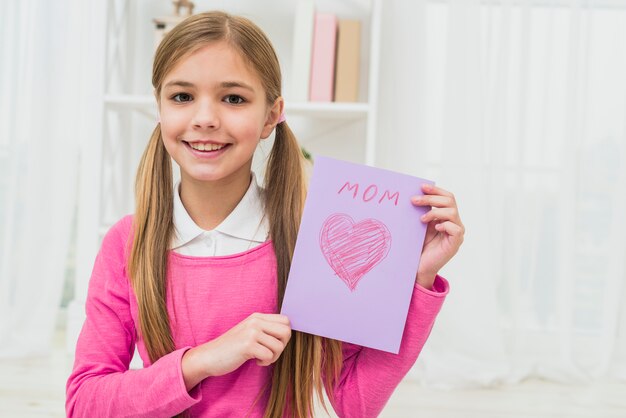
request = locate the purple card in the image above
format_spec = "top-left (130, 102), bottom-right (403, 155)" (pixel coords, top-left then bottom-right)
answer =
top-left (280, 156), bottom-right (434, 353)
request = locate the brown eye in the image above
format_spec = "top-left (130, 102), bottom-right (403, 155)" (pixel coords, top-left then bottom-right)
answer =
top-left (172, 93), bottom-right (192, 102)
top-left (224, 95), bottom-right (245, 105)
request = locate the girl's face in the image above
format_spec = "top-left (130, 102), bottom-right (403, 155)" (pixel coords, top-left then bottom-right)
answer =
top-left (158, 41), bottom-right (281, 186)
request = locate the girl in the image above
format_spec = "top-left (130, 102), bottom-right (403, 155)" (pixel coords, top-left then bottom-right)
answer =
top-left (66, 11), bottom-right (464, 418)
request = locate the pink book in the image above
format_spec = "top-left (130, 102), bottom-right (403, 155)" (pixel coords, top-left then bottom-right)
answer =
top-left (309, 13), bottom-right (338, 102)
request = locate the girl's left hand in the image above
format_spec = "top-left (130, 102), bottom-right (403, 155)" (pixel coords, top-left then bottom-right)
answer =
top-left (411, 184), bottom-right (465, 289)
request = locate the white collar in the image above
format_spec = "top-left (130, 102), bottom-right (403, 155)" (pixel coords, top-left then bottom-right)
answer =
top-left (171, 173), bottom-right (269, 249)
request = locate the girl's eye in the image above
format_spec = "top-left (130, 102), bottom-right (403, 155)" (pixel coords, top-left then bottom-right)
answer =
top-left (224, 95), bottom-right (245, 105)
top-left (172, 93), bottom-right (192, 103)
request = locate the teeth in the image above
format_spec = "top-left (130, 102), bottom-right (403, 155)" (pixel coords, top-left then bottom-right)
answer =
top-left (189, 142), bottom-right (226, 152)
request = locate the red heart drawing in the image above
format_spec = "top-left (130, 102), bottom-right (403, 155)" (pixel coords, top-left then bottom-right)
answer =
top-left (319, 213), bottom-right (392, 291)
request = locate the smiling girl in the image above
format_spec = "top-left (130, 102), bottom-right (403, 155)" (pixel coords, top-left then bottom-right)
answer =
top-left (66, 10), bottom-right (463, 418)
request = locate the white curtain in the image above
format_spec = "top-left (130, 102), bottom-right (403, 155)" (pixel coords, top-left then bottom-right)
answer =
top-left (377, 0), bottom-right (626, 386)
top-left (0, 0), bottom-right (83, 357)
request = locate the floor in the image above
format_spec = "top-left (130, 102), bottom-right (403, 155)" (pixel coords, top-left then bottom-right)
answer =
top-left (1, 329), bottom-right (625, 418)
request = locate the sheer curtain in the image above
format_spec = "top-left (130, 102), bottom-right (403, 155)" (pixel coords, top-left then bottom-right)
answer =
top-left (0, 0), bottom-right (85, 357)
top-left (377, 0), bottom-right (626, 386)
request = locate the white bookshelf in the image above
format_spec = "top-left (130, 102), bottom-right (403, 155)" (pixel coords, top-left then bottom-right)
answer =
top-left (67, 0), bottom-right (382, 351)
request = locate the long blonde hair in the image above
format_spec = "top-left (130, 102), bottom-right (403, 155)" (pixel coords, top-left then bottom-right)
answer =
top-left (128, 11), bottom-right (343, 418)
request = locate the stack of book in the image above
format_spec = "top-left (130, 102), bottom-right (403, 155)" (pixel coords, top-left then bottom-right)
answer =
top-left (291, 0), bottom-right (362, 103)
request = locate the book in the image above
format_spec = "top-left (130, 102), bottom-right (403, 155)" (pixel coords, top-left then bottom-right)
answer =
top-left (281, 156), bottom-right (434, 353)
top-left (309, 13), bottom-right (338, 102)
top-left (334, 19), bottom-right (361, 102)
top-left (290, 0), bottom-right (315, 102)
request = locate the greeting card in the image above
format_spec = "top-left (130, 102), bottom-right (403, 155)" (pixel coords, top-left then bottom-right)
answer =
top-left (281, 156), bottom-right (433, 353)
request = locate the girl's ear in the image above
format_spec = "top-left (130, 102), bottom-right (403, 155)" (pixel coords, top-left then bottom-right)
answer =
top-left (261, 97), bottom-right (284, 139)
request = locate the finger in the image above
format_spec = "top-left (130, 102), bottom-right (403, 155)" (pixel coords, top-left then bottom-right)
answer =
top-left (244, 315), bottom-right (291, 349)
top-left (246, 314), bottom-right (289, 333)
top-left (252, 343), bottom-right (275, 366)
top-left (256, 332), bottom-right (286, 360)
top-left (435, 220), bottom-right (465, 238)
top-left (260, 321), bottom-right (292, 346)
top-left (249, 313), bottom-right (291, 325)
top-left (254, 334), bottom-right (286, 367)
top-left (412, 194), bottom-right (455, 208)
top-left (421, 207), bottom-right (461, 224)
top-left (421, 183), bottom-right (455, 198)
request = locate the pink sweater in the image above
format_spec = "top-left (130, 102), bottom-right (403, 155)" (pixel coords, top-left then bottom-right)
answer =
top-left (66, 215), bottom-right (449, 418)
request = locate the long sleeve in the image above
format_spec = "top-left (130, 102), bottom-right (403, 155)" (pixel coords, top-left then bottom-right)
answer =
top-left (327, 275), bottom-right (449, 418)
top-left (65, 218), bottom-right (201, 418)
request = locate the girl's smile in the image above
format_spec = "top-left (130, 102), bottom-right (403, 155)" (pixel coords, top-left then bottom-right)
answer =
top-left (185, 142), bottom-right (230, 158)
top-left (183, 140), bottom-right (231, 159)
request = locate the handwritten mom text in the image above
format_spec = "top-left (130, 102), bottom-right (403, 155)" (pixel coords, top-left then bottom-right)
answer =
top-left (337, 182), bottom-right (400, 206)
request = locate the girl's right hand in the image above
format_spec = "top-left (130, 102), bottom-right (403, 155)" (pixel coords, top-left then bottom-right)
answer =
top-left (181, 313), bottom-right (292, 390)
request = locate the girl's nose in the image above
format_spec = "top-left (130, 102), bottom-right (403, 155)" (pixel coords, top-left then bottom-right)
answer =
top-left (192, 101), bottom-right (220, 129)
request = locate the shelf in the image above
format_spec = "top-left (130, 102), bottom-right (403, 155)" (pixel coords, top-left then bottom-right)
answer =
top-left (287, 102), bottom-right (370, 119)
top-left (105, 94), bottom-right (155, 106)
top-left (104, 94), bottom-right (370, 120)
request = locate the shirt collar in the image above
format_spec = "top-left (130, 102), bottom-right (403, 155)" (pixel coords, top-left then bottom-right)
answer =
top-left (171, 173), bottom-right (269, 249)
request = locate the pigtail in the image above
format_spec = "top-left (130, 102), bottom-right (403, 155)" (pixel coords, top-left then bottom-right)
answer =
top-left (129, 125), bottom-right (190, 418)
top-left (264, 122), bottom-right (343, 417)
top-left (265, 123), bottom-right (306, 282)
top-left (129, 124), bottom-right (175, 363)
